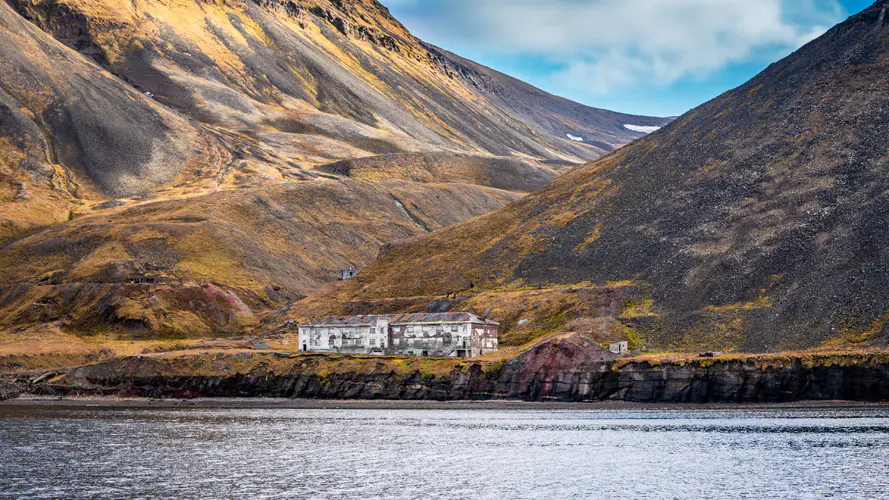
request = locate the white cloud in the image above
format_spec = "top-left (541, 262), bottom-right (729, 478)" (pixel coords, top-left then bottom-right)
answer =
top-left (388, 0), bottom-right (846, 94)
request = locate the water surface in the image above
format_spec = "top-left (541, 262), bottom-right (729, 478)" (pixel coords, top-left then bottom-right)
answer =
top-left (2, 403), bottom-right (888, 499)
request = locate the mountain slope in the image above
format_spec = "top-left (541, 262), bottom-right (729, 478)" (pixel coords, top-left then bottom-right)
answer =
top-left (4, 0), bottom-right (666, 193)
top-left (0, 179), bottom-right (520, 336)
top-left (0, 0), bottom-right (668, 242)
top-left (318, 152), bottom-right (560, 193)
top-left (0, 0), bottom-right (215, 242)
top-left (0, 0), bottom-right (670, 338)
top-left (309, 1), bottom-right (889, 352)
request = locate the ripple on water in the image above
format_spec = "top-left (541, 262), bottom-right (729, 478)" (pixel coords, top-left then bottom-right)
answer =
top-left (1, 406), bottom-right (889, 499)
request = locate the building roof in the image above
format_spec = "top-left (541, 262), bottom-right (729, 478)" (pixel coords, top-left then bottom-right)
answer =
top-left (301, 315), bottom-right (390, 327)
top-left (389, 312), bottom-right (498, 326)
top-left (302, 312), bottom-right (498, 327)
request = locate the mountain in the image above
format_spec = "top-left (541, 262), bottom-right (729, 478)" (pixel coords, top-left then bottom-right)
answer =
top-left (0, 0), bottom-right (669, 336)
top-left (0, 0), bottom-right (667, 240)
top-left (302, 1), bottom-right (889, 353)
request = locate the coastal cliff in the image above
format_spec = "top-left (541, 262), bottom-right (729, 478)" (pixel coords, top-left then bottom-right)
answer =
top-left (30, 335), bottom-right (889, 403)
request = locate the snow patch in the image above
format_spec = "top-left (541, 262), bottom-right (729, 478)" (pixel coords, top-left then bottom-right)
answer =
top-left (393, 199), bottom-right (411, 219)
top-left (566, 134), bottom-right (584, 142)
top-left (624, 124), bottom-right (661, 134)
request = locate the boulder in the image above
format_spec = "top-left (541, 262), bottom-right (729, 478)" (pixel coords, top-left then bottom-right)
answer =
top-left (0, 379), bottom-right (22, 401)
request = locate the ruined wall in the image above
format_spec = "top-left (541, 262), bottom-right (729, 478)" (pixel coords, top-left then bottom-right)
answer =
top-left (471, 324), bottom-right (499, 357)
top-left (389, 322), bottom-right (467, 356)
top-left (299, 323), bottom-right (388, 354)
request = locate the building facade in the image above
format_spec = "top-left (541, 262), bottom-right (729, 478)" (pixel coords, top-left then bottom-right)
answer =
top-left (609, 341), bottom-right (629, 355)
top-left (298, 312), bottom-right (499, 357)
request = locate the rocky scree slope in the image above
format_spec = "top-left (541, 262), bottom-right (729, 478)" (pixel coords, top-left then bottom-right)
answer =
top-left (0, 0), bottom-right (210, 243)
top-left (309, 1), bottom-right (889, 353)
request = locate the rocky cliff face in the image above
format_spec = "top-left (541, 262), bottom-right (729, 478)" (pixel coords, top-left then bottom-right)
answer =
top-left (316, 1), bottom-right (889, 353)
top-left (0, 379), bottom-right (21, 401)
top-left (28, 333), bottom-right (889, 403)
top-left (43, 349), bottom-right (889, 403)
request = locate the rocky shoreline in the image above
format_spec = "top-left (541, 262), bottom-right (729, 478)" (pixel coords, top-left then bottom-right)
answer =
top-left (4, 395), bottom-right (886, 411)
top-left (10, 345), bottom-right (889, 404)
top-left (0, 379), bottom-right (21, 401)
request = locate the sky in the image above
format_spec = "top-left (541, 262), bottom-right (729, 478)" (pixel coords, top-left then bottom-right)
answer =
top-left (380, 0), bottom-right (876, 117)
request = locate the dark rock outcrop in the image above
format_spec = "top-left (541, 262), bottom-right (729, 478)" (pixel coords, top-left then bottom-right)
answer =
top-left (43, 354), bottom-right (889, 403)
top-left (606, 358), bottom-right (889, 403)
top-left (0, 379), bottom-right (22, 401)
top-left (41, 335), bottom-right (889, 403)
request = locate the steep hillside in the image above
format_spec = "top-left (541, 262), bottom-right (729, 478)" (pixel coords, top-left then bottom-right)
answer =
top-left (305, 1), bottom-right (889, 353)
top-left (1, 0), bottom-right (666, 211)
top-left (0, 179), bottom-right (519, 337)
top-left (0, 0), bottom-right (668, 338)
top-left (0, 0), bottom-right (216, 243)
top-left (0, 0), bottom-right (665, 242)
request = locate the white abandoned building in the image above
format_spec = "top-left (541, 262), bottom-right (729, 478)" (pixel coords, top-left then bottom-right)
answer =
top-left (298, 312), bottom-right (499, 357)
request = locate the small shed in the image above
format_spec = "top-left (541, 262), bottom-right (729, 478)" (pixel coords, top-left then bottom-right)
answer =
top-left (340, 267), bottom-right (357, 280)
top-left (609, 341), bottom-right (629, 355)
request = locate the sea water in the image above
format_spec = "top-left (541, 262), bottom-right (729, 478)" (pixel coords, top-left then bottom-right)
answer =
top-left (1, 404), bottom-right (888, 499)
